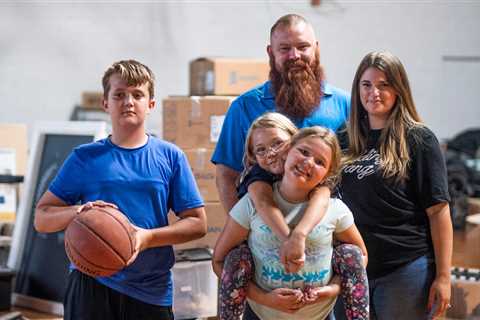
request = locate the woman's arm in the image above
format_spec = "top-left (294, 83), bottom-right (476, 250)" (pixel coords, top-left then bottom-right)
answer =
top-left (212, 216), bottom-right (250, 277)
top-left (426, 201), bottom-right (452, 318)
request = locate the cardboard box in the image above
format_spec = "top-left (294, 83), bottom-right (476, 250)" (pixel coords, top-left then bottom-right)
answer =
top-left (0, 123), bottom-right (28, 176)
top-left (446, 269), bottom-right (480, 319)
top-left (163, 96), bottom-right (234, 149)
top-left (81, 91), bottom-right (104, 110)
top-left (190, 57), bottom-right (269, 96)
top-left (184, 148), bottom-right (218, 202)
top-left (169, 202), bottom-right (226, 250)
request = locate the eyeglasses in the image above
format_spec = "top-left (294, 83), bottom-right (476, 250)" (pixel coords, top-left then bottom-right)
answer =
top-left (253, 140), bottom-right (287, 158)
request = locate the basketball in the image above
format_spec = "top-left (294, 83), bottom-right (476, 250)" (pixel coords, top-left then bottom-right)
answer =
top-left (64, 206), bottom-right (136, 277)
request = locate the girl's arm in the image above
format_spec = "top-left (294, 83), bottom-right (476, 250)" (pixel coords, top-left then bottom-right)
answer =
top-left (248, 181), bottom-right (290, 241)
top-left (334, 224), bottom-right (368, 266)
top-left (246, 280), bottom-right (304, 314)
top-left (281, 186), bottom-right (331, 272)
top-left (212, 216), bottom-right (249, 277)
top-left (426, 201), bottom-right (452, 318)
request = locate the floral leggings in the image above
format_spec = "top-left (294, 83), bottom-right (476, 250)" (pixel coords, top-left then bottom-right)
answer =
top-left (218, 243), bottom-right (369, 320)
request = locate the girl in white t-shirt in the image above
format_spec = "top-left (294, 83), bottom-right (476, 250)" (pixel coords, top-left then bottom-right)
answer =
top-left (213, 126), bottom-right (368, 320)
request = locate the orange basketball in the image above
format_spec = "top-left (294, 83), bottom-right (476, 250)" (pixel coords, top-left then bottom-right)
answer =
top-left (64, 206), bottom-right (136, 277)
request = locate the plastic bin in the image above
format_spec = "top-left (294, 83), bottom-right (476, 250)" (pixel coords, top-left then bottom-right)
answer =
top-left (172, 260), bottom-right (217, 319)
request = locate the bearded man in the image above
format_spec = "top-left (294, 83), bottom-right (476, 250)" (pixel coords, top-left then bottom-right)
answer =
top-left (212, 13), bottom-right (350, 213)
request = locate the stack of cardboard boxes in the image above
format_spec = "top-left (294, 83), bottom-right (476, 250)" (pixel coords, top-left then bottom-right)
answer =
top-left (163, 57), bottom-right (269, 250)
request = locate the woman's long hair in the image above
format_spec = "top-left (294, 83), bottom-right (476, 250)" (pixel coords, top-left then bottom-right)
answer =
top-left (345, 51), bottom-right (424, 181)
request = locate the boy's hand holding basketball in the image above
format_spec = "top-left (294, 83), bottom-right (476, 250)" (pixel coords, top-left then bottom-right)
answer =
top-left (126, 225), bottom-right (150, 266)
top-left (76, 200), bottom-right (118, 215)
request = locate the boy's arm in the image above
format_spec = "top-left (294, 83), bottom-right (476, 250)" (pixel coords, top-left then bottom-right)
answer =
top-left (248, 181), bottom-right (290, 241)
top-left (34, 191), bottom-right (117, 233)
top-left (34, 191), bottom-right (78, 233)
top-left (134, 207), bottom-right (207, 253)
top-left (281, 186), bottom-right (330, 272)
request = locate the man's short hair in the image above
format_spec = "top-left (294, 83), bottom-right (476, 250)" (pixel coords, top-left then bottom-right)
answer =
top-left (102, 60), bottom-right (155, 99)
top-left (270, 14), bottom-right (309, 39)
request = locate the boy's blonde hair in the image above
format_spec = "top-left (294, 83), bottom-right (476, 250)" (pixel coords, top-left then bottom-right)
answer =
top-left (290, 126), bottom-right (342, 190)
top-left (242, 112), bottom-right (298, 177)
top-left (102, 60), bottom-right (155, 99)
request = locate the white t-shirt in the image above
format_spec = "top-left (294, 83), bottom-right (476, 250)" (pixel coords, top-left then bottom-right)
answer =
top-left (230, 183), bottom-right (354, 320)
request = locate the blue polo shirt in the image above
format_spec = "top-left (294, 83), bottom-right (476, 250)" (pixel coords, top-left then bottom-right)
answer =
top-left (211, 80), bottom-right (350, 172)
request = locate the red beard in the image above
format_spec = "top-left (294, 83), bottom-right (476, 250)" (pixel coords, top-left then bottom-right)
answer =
top-left (269, 50), bottom-right (324, 119)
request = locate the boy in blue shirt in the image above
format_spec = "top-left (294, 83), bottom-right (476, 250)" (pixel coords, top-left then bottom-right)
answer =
top-left (34, 59), bottom-right (207, 320)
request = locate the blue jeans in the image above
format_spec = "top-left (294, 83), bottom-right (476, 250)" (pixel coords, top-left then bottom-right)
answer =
top-left (370, 255), bottom-right (435, 320)
top-left (335, 255), bottom-right (434, 320)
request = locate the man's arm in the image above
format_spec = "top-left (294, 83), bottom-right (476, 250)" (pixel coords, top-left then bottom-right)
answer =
top-left (216, 164), bottom-right (240, 213)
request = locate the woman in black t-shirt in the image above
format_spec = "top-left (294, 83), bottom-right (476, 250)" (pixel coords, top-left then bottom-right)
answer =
top-left (339, 51), bottom-right (453, 319)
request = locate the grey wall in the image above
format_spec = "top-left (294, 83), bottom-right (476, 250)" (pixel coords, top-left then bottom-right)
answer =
top-left (1, 1), bottom-right (479, 140)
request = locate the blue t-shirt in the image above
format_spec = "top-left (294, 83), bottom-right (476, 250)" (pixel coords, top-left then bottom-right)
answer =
top-left (49, 135), bottom-right (204, 306)
top-left (211, 80), bottom-right (350, 172)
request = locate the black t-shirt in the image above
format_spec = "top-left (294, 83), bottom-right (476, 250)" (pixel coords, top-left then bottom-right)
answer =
top-left (236, 164), bottom-right (279, 199)
top-left (339, 126), bottom-right (450, 279)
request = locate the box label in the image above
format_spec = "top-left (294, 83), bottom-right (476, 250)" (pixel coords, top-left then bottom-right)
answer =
top-left (210, 115), bottom-right (225, 143)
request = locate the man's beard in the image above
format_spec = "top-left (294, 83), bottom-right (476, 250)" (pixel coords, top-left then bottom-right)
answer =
top-left (269, 49), bottom-right (324, 119)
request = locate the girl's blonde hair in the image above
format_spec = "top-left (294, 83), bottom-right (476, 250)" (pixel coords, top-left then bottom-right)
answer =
top-left (241, 112), bottom-right (298, 179)
top-left (345, 51), bottom-right (423, 181)
top-left (290, 126), bottom-right (342, 190)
